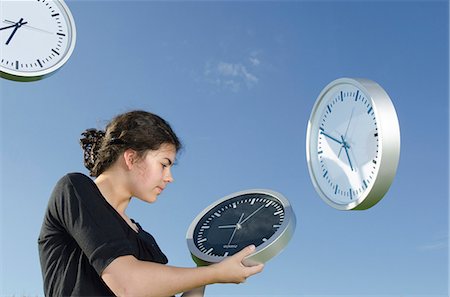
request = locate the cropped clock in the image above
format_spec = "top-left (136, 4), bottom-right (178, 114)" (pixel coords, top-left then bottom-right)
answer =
top-left (306, 78), bottom-right (400, 210)
top-left (186, 189), bottom-right (296, 267)
top-left (0, 0), bottom-right (76, 81)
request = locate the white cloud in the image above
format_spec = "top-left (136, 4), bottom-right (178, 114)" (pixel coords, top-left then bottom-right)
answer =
top-left (204, 59), bottom-right (259, 92)
top-left (417, 237), bottom-right (448, 251)
top-left (249, 57), bottom-right (260, 66)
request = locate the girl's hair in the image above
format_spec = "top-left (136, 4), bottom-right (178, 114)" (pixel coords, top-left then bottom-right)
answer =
top-left (80, 110), bottom-right (182, 177)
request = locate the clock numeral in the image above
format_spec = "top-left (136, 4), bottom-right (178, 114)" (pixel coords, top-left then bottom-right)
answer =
top-left (323, 170), bottom-right (328, 178)
top-left (355, 90), bottom-right (359, 101)
top-left (274, 210), bottom-right (283, 216)
top-left (52, 49), bottom-right (60, 55)
top-left (206, 248), bottom-right (213, 255)
top-left (374, 133), bottom-right (378, 137)
top-left (198, 238), bottom-right (207, 243)
top-left (367, 107), bottom-right (373, 114)
top-left (51, 13), bottom-right (60, 17)
top-left (340, 91), bottom-right (344, 101)
top-left (363, 180), bottom-right (368, 188)
top-left (349, 189), bottom-right (353, 200)
top-left (327, 105), bottom-right (331, 113)
top-left (37, 59), bottom-right (43, 68)
top-left (15, 61), bottom-right (19, 70)
top-left (57, 33), bottom-right (66, 37)
top-left (335, 184), bottom-right (338, 194)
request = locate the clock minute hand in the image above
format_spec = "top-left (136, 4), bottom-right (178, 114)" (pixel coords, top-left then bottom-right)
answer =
top-left (239, 204), bottom-right (265, 225)
top-left (341, 136), bottom-right (354, 171)
top-left (5, 18), bottom-right (27, 45)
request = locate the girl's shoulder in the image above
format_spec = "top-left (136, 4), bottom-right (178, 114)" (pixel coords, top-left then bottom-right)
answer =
top-left (56, 172), bottom-right (93, 187)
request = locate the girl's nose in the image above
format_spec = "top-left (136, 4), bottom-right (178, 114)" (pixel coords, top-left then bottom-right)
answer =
top-left (164, 168), bottom-right (174, 183)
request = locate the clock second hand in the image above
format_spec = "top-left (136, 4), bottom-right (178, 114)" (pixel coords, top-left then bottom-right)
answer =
top-left (226, 213), bottom-right (245, 246)
top-left (338, 108), bottom-right (355, 158)
top-left (3, 19), bottom-right (53, 34)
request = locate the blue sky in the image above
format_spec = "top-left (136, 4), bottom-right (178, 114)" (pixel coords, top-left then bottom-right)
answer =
top-left (1, 0), bottom-right (448, 296)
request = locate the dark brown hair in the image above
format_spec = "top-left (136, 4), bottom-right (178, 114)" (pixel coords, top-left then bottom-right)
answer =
top-left (80, 110), bottom-right (182, 177)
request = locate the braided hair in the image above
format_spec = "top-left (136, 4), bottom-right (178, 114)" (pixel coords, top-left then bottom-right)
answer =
top-left (80, 110), bottom-right (182, 177)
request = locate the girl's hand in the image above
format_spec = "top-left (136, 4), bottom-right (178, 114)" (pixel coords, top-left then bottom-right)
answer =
top-left (210, 245), bottom-right (264, 284)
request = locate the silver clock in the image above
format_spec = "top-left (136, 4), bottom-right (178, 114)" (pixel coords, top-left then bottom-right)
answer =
top-left (0, 0), bottom-right (76, 81)
top-left (306, 78), bottom-right (400, 210)
top-left (186, 189), bottom-right (296, 266)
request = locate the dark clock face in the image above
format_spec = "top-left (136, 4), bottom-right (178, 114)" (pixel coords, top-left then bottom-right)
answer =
top-left (193, 193), bottom-right (285, 258)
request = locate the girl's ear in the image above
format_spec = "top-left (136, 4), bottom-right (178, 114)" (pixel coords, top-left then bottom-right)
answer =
top-left (123, 149), bottom-right (138, 170)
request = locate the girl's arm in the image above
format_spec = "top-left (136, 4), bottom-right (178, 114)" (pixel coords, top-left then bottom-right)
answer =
top-left (102, 245), bottom-right (263, 297)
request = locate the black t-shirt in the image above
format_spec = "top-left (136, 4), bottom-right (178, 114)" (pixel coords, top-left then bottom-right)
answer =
top-left (38, 173), bottom-right (169, 296)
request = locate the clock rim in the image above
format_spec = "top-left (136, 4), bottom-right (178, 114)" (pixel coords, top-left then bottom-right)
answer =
top-left (306, 77), bottom-right (400, 210)
top-left (186, 189), bottom-right (296, 265)
top-left (0, 0), bottom-right (77, 82)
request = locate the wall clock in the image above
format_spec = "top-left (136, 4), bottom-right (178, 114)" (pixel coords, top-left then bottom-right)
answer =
top-left (306, 78), bottom-right (400, 210)
top-left (0, 0), bottom-right (76, 82)
top-left (186, 189), bottom-right (296, 267)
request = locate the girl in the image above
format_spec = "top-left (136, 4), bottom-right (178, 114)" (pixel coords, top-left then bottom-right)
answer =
top-left (38, 110), bottom-right (263, 297)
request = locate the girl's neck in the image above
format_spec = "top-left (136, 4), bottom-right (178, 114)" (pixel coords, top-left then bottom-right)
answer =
top-left (94, 169), bottom-right (131, 216)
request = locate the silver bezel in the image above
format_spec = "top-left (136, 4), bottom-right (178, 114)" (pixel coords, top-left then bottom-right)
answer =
top-left (306, 78), bottom-right (400, 210)
top-left (186, 189), bottom-right (296, 266)
top-left (0, 0), bottom-right (77, 82)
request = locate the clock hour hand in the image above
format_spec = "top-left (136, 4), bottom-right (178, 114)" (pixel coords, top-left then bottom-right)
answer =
top-left (218, 225), bottom-right (238, 229)
top-left (320, 130), bottom-right (343, 145)
top-left (0, 23), bottom-right (19, 31)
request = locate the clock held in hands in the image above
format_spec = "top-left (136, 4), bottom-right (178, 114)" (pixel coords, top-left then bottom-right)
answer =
top-left (0, 0), bottom-right (76, 81)
top-left (186, 189), bottom-right (296, 267)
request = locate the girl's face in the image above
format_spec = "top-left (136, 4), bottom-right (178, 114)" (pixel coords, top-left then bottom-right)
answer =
top-left (128, 143), bottom-right (177, 203)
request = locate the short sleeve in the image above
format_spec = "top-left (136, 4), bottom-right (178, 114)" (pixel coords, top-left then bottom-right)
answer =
top-left (48, 173), bottom-right (135, 275)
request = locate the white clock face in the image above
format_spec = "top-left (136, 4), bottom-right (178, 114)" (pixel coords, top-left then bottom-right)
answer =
top-left (309, 83), bottom-right (380, 207)
top-left (307, 78), bottom-right (400, 210)
top-left (0, 0), bottom-right (76, 80)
